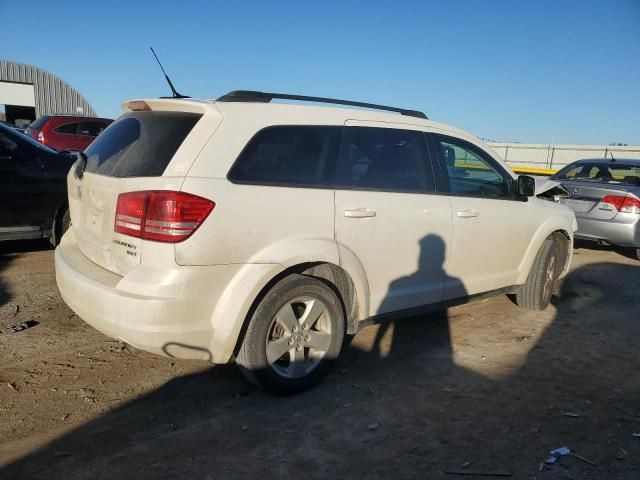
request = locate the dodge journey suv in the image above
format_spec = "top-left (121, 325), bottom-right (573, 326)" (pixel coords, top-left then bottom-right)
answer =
top-left (55, 91), bottom-right (577, 394)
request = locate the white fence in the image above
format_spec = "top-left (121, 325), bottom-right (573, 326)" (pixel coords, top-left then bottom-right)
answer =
top-left (488, 143), bottom-right (640, 171)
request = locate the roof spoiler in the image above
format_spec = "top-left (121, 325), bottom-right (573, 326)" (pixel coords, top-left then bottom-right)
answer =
top-left (216, 90), bottom-right (428, 120)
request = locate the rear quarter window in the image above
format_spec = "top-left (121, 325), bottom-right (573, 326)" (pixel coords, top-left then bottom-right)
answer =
top-left (228, 126), bottom-right (341, 187)
top-left (84, 111), bottom-right (201, 178)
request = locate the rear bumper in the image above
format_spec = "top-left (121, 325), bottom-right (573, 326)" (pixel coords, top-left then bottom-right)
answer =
top-left (55, 231), bottom-right (244, 362)
top-left (575, 214), bottom-right (640, 247)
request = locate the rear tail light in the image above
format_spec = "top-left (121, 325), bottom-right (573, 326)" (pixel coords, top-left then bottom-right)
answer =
top-left (621, 197), bottom-right (640, 214)
top-left (115, 191), bottom-right (215, 243)
top-left (114, 192), bottom-right (148, 237)
top-left (601, 195), bottom-right (640, 214)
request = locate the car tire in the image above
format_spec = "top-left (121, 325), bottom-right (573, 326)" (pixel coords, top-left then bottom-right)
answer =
top-left (512, 234), bottom-right (562, 311)
top-left (236, 274), bottom-right (345, 395)
top-left (51, 208), bottom-right (71, 246)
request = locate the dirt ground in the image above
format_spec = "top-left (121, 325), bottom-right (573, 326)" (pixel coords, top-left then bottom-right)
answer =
top-left (0, 239), bottom-right (638, 480)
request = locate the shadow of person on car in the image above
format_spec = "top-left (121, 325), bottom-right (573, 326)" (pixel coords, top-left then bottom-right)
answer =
top-left (358, 235), bottom-right (464, 378)
top-left (3, 251), bottom-right (640, 478)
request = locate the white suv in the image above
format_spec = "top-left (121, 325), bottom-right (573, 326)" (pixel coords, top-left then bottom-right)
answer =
top-left (55, 91), bottom-right (576, 394)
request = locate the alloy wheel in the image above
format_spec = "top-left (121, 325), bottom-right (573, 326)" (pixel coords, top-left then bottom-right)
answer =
top-left (265, 296), bottom-right (333, 379)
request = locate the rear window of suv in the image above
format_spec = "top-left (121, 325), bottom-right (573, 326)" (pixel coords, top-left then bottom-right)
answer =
top-left (84, 111), bottom-right (201, 178)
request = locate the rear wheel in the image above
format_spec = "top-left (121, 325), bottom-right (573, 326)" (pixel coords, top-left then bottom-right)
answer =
top-left (236, 274), bottom-right (345, 395)
top-left (512, 235), bottom-right (563, 310)
top-left (51, 208), bottom-right (71, 246)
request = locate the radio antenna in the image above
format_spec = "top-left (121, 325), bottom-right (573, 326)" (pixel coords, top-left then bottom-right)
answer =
top-left (150, 47), bottom-right (189, 99)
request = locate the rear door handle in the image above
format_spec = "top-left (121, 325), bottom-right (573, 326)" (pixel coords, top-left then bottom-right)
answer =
top-left (344, 209), bottom-right (376, 218)
top-left (456, 209), bottom-right (479, 218)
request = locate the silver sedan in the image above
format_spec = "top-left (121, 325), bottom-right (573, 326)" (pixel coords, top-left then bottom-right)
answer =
top-left (551, 158), bottom-right (640, 259)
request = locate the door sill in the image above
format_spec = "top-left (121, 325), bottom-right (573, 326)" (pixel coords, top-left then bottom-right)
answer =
top-left (0, 226), bottom-right (45, 241)
top-left (357, 286), bottom-right (519, 331)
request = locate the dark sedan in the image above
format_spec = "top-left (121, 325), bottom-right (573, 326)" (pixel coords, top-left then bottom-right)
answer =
top-left (551, 158), bottom-right (640, 259)
top-left (0, 122), bottom-right (76, 244)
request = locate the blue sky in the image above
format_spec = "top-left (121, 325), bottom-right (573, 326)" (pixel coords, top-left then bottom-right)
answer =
top-left (2, 0), bottom-right (639, 144)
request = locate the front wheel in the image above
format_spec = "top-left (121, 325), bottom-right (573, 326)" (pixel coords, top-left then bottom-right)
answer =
top-left (512, 235), bottom-right (562, 310)
top-left (236, 274), bottom-right (345, 395)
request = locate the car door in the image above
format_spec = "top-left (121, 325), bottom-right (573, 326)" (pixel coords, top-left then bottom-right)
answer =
top-left (70, 121), bottom-right (89, 151)
top-left (428, 133), bottom-right (534, 298)
top-left (0, 129), bottom-right (52, 238)
top-left (53, 121), bottom-right (82, 151)
top-left (334, 123), bottom-right (452, 316)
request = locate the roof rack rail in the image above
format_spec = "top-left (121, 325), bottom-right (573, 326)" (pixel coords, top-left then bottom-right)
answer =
top-left (216, 90), bottom-right (428, 119)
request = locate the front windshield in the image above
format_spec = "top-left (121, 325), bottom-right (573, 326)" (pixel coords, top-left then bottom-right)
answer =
top-left (554, 162), bottom-right (640, 186)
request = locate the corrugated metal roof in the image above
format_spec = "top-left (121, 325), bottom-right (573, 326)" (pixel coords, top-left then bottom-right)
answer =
top-left (0, 60), bottom-right (97, 117)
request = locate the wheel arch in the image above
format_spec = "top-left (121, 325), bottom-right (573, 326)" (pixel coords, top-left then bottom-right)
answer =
top-left (209, 239), bottom-right (370, 364)
top-left (212, 261), bottom-right (364, 364)
top-left (517, 225), bottom-right (573, 285)
top-left (49, 200), bottom-right (69, 246)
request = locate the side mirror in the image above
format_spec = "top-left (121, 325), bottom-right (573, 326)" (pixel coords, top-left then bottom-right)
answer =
top-left (517, 175), bottom-right (536, 197)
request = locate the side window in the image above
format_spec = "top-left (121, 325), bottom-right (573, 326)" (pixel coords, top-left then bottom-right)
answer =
top-left (334, 127), bottom-right (435, 193)
top-left (433, 135), bottom-right (511, 198)
top-left (228, 126), bottom-right (341, 187)
top-left (79, 121), bottom-right (106, 137)
top-left (55, 122), bottom-right (79, 135)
